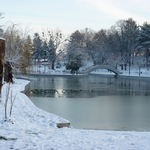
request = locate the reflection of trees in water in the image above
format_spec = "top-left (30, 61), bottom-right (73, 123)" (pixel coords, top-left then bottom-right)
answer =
top-left (27, 76), bottom-right (150, 98)
top-left (27, 89), bottom-right (103, 98)
top-left (27, 86), bottom-right (150, 98)
top-left (117, 79), bottom-right (150, 95)
top-left (27, 89), bottom-right (60, 97)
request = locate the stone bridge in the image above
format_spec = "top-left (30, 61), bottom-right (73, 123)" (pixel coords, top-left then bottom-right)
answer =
top-left (83, 65), bottom-right (122, 75)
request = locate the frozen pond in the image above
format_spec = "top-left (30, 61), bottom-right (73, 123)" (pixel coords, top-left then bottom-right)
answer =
top-left (26, 75), bottom-right (150, 131)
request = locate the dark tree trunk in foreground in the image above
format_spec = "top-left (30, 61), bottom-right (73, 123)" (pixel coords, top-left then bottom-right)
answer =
top-left (0, 38), bottom-right (5, 97)
top-left (4, 62), bottom-right (13, 83)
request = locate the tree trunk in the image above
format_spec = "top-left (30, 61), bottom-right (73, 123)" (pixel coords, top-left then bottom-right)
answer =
top-left (124, 64), bottom-right (127, 70)
top-left (121, 64), bottom-right (123, 70)
top-left (0, 39), bottom-right (5, 98)
top-left (4, 62), bottom-right (13, 83)
top-left (51, 60), bottom-right (55, 70)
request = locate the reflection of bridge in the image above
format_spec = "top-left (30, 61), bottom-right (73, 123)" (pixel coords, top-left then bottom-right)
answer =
top-left (83, 65), bottom-right (122, 75)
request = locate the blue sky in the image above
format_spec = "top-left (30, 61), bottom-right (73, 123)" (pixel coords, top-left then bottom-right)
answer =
top-left (0, 0), bottom-right (149, 35)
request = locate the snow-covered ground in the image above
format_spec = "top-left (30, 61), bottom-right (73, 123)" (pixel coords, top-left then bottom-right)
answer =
top-left (0, 79), bottom-right (150, 149)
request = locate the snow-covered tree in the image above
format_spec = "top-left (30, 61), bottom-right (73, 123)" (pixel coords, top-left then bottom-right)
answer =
top-left (81, 28), bottom-right (95, 64)
top-left (41, 40), bottom-right (48, 62)
top-left (105, 27), bottom-right (122, 68)
top-left (65, 43), bottom-right (83, 74)
top-left (136, 22), bottom-right (150, 66)
top-left (32, 33), bottom-right (42, 62)
top-left (115, 18), bottom-right (138, 72)
top-left (4, 25), bottom-right (22, 65)
top-left (65, 30), bottom-right (85, 73)
top-left (92, 29), bottom-right (108, 65)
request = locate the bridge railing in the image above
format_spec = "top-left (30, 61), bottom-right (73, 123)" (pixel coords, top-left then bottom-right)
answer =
top-left (82, 65), bottom-right (122, 75)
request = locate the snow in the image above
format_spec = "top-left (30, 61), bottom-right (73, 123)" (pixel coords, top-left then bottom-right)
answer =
top-left (1, 79), bottom-right (150, 149)
top-left (0, 37), bottom-right (5, 41)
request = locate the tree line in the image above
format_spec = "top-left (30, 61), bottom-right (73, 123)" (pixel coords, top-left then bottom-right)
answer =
top-left (1, 16), bottom-right (150, 75)
top-left (32, 18), bottom-right (150, 74)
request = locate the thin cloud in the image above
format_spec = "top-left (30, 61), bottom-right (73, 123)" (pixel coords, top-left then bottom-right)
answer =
top-left (78, 0), bottom-right (149, 24)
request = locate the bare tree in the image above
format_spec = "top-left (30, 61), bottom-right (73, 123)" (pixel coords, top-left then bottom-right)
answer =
top-left (42, 29), bottom-right (65, 70)
top-left (115, 18), bottom-right (138, 73)
top-left (81, 28), bottom-right (95, 64)
top-left (4, 24), bottom-right (24, 65)
top-left (3, 23), bottom-right (31, 81)
top-left (106, 27), bottom-right (122, 68)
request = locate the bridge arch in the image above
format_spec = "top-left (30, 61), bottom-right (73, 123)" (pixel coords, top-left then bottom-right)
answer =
top-left (83, 65), bottom-right (122, 75)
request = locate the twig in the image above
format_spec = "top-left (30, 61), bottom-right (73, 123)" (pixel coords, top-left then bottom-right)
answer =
top-left (9, 91), bottom-right (17, 117)
top-left (4, 83), bottom-right (10, 118)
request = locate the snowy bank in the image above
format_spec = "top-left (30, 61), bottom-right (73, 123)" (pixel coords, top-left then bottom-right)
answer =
top-left (0, 79), bottom-right (150, 150)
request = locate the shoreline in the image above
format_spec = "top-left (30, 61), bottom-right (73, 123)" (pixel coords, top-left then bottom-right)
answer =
top-left (16, 79), bottom-right (71, 128)
top-left (15, 72), bottom-right (150, 81)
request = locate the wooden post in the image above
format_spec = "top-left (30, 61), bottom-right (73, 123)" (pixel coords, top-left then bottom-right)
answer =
top-left (0, 38), bottom-right (5, 97)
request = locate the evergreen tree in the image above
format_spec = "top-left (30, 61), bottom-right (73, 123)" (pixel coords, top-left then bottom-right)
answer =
top-left (32, 33), bottom-right (42, 62)
top-left (65, 44), bottom-right (83, 74)
top-left (65, 30), bottom-right (84, 73)
top-left (136, 22), bottom-right (150, 66)
top-left (92, 29), bottom-right (108, 65)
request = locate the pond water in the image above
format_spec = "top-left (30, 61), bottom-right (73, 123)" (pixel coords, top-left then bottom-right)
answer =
top-left (26, 75), bottom-right (150, 131)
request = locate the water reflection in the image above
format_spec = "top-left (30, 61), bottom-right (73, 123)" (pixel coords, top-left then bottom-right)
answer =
top-left (27, 88), bottom-right (150, 98)
top-left (26, 75), bottom-right (150, 98)
top-left (26, 75), bottom-right (150, 130)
